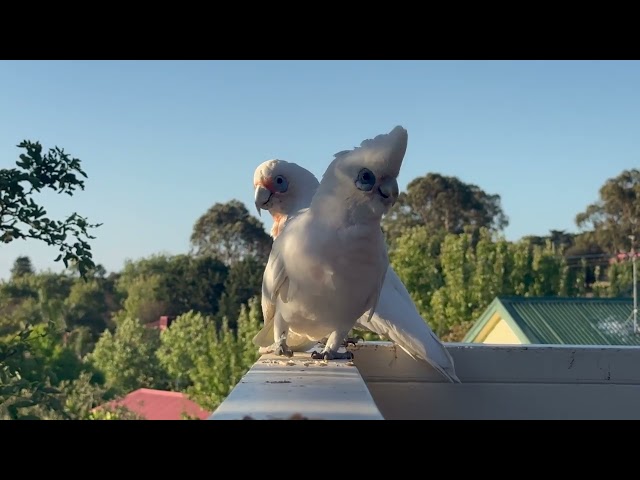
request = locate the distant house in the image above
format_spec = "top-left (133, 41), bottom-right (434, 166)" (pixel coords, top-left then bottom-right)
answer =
top-left (147, 315), bottom-right (176, 331)
top-left (462, 296), bottom-right (640, 346)
top-left (96, 388), bottom-right (210, 420)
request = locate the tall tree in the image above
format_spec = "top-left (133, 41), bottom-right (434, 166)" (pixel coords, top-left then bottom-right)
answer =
top-left (115, 254), bottom-right (228, 322)
top-left (576, 168), bottom-right (640, 253)
top-left (88, 316), bottom-right (167, 394)
top-left (0, 140), bottom-right (102, 277)
top-left (64, 278), bottom-right (112, 342)
top-left (216, 255), bottom-right (264, 327)
top-left (10, 256), bottom-right (35, 278)
top-left (156, 311), bottom-right (216, 390)
top-left (382, 173), bottom-right (509, 245)
top-left (190, 200), bottom-right (272, 265)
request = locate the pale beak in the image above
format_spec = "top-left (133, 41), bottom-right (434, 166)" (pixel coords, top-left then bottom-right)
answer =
top-left (254, 184), bottom-right (273, 216)
top-left (377, 177), bottom-right (399, 205)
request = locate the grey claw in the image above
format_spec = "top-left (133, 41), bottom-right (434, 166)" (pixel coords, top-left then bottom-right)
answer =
top-left (310, 350), bottom-right (354, 361)
top-left (275, 344), bottom-right (293, 357)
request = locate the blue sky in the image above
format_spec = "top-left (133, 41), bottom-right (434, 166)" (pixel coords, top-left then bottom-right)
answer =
top-left (1, 60), bottom-right (639, 279)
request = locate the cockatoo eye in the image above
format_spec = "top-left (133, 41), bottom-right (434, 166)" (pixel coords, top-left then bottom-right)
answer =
top-left (274, 175), bottom-right (288, 193)
top-left (355, 168), bottom-right (376, 192)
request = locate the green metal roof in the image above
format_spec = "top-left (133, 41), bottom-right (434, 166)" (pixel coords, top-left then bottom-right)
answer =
top-left (463, 296), bottom-right (640, 346)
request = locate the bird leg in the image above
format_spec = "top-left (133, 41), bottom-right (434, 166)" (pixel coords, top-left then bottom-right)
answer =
top-left (272, 315), bottom-right (293, 357)
top-left (311, 330), bottom-right (354, 361)
top-left (273, 334), bottom-right (293, 357)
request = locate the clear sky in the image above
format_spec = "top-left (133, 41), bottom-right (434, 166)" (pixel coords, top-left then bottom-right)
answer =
top-left (1, 60), bottom-right (639, 279)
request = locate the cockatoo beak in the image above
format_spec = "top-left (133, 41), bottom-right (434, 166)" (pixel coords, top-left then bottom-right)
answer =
top-left (377, 177), bottom-right (399, 206)
top-left (254, 184), bottom-right (273, 216)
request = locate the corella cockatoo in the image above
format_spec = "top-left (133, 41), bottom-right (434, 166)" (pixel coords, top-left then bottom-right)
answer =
top-left (256, 125), bottom-right (407, 361)
top-left (252, 159), bottom-right (461, 383)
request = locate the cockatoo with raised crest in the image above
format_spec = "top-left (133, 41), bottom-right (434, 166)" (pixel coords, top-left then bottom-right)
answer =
top-left (252, 140), bottom-right (461, 382)
top-left (256, 125), bottom-right (407, 361)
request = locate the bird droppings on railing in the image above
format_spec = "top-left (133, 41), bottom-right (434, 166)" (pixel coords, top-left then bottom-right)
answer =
top-left (259, 358), bottom-right (356, 368)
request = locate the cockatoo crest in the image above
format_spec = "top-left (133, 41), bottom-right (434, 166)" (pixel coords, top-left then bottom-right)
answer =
top-left (312, 125), bottom-right (408, 225)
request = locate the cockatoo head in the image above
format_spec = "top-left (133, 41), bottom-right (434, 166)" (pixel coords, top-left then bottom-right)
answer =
top-left (253, 159), bottom-right (320, 237)
top-left (315, 125), bottom-right (408, 222)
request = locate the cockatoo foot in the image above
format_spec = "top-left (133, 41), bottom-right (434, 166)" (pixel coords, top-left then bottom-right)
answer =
top-left (274, 342), bottom-right (294, 358)
top-left (310, 350), bottom-right (354, 361)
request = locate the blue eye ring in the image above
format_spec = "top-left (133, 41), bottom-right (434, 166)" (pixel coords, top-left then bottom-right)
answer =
top-left (355, 168), bottom-right (376, 192)
top-left (274, 175), bottom-right (288, 193)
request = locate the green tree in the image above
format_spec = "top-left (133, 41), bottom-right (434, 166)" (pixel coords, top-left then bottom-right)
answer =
top-left (190, 199), bottom-right (272, 265)
top-left (382, 173), bottom-right (509, 245)
top-left (65, 277), bottom-right (111, 343)
top-left (118, 274), bottom-right (169, 325)
top-left (88, 316), bottom-right (167, 394)
top-left (608, 260), bottom-right (634, 297)
top-left (157, 311), bottom-right (216, 390)
top-left (576, 168), bottom-right (640, 254)
top-left (216, 255), bottom-right (264, 327)
top-left (185, 297), bottom-right (262, 411)
top-left (470, 229), bottom-right (506, 314)
top-left (115, 254), bottom-right (228, 322)
top-left (389, 226), bottom-right (445, 321)
top-left (0, 323), bottom-right (74, 420)
top-left (15, 323), bottom-right (86, 385)
top-left (10, 256), bottom-right (35, 279)
top-left (390, 227), bottom-right (583, 342)
top-left (0, 272), bottom-right (75, 337)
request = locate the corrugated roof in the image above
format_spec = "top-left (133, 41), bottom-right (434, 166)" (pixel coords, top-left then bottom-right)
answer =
top-left (498, 296), bottom-right (640, 345)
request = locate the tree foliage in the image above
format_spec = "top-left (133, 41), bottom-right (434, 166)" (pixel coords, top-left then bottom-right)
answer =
top-left (87, 317), bottom-right (167, 394)
top-left (0, 140), bottom-right (102, 277)
top-left (157, 311), bottom-right (214, 390)
top-left (157, 297), bottom-right (263, 411)
top-left (115, 254), bottom-right (228, 322)
top-left (390, 227), bottom-right (590, 341)
top-left (190, 199), bottom-right (272, 265)
top-left (216, 255), bottom-right (265, 326)
top-left (576, 168), bottom-right (640, 253)
top-left (383, 173), bottom-right (509, 245)
top-left (10, 256), bottom-right (34, 279)
top-left (188, 298), bottom-right (262, 411)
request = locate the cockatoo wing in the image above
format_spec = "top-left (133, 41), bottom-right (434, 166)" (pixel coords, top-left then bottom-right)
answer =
top-left (355, 266), bottom-right (461, 383)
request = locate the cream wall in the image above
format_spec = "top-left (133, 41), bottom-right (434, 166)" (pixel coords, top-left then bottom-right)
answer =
top-left (482, 319), bottom-right (523, 345)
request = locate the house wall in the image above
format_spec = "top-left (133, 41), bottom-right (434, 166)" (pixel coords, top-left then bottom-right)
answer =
top-left (482, 318), bottom-right (523, 344)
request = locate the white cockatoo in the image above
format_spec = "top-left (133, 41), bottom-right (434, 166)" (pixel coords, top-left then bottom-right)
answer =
top-left (255, 125), bottom-right (407, 361)
top-left (252, 156), bottom-right (461, 383)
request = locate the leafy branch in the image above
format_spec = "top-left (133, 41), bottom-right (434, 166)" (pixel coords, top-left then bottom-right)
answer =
top-left (0, 140), bottom-right (102, 278)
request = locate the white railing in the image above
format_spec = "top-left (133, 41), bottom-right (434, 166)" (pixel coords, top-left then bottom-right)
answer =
top-left (209, 341), bottom-right (640, 420)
